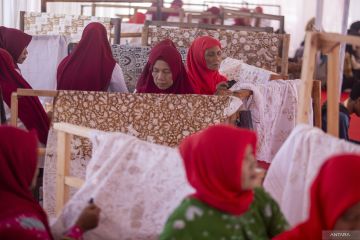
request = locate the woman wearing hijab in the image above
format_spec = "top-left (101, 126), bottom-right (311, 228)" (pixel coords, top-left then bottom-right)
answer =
top-left (274, 154), bottom-right (360, 240)
top-left (136, 39), bottom-right (195, 94)
top-left (159, 125), bottom-right (288, 239)
top-left (187, 36), bottom-right (227, 95)
top-left (57, 22), bottom-right (128, 92)
top-left (0, 26), bottom-right (32, 70)
top-left (0, 48), bottom-right (49, 145)
top-left (0, 126), bottom-right (101, 239)
top-left (201, 6), bottom-right (221, 24)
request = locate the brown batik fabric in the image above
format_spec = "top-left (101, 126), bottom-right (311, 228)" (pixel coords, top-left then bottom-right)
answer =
top-left (24, 12), bottom-right (113, 42)
top-left (147, 26), bottom-right (283, 72)
top-left (43, 91), bottom-right (241, 217)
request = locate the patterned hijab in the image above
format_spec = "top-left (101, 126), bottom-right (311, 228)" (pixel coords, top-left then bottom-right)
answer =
top-left (0, 48), bottom-right (49, 144)
top-left (0, 26), bottom-right (32, 69)
top-left (179, 124), bottom-right (257, 215)
top-left (186, 36), bottom-right (227, 95)
top-left (274, 154), bottom-right (360, 240)
top-left (136, 39), bottom-right (196, 94)
top-left (57, 22), bottom-right (116, 91)
top-left (0, 126), bottom-right (53, 239)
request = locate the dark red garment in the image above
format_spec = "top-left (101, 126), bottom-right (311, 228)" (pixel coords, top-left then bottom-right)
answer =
top-left (0, 126), bottom-right (53, 239)
top-left (234, 8), bottom-right (251, 26)
top-left (0, 48), bottom-right (49, 144)
top-left (273, 154), bottom-right (360, 240)
top-left (186, 36), bottom-right (227, 95)
top-left (201, 7), bottom-right (220, 24)
top-left (179, 124), bottom-right (257, 215)
top-left (147, 2), bottom-right (169, 21)
top-left (136, 39), bottom-right (195, 94)
top-left (0, 26), bottom-right (32, 69)
top-left (57, 22), bottom-right (116, 91)
top-left (168, 0), bottom-right (183, 17)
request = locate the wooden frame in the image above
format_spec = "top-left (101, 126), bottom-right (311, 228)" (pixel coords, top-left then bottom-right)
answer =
top-left (19, 11), bottom-right (121, 44)
top-left (141, 20), bottom-right (273, 46)
top-left (53, 122), bottom-right (87, 214)
top-left (297, 32), bottom-right (360, 137)
top-left (220, 7), bottom-right (285, 33)
top-left (41, 0), bottom-right (155, 12)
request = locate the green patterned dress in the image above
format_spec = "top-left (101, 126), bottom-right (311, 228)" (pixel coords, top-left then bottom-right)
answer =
top-left (159, 188), bottom-right (288, 240)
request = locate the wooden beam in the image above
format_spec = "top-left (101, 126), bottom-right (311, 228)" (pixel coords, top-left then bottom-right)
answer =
top-left (297, 32), bottom-right (318, 124)
top-left (53, 122), bottom-right (92, 138)
top-left (312, 80), bottom-right (322, 128)
top-left (10, 92), bottom-right (18, 127)
top-left (17, 89), bottom-right (58, 97)
top-left (55, 130), bottom-right (72, 215)
top-left (65, 176), bottom-right (84, 189)
top-left (326, 44), bottom-right (341, 137)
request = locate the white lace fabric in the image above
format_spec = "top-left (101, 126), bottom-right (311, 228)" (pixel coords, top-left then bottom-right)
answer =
top-left (263, 124), bottom-right (360, 226)
top-left (51, 130), bottom-right (193, 240)
top-left (230, 79), bottom-right (307, 163)
top-left (219, 57), bottom-right (275, 84)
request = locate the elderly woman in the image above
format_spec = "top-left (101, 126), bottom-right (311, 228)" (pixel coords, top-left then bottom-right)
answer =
top-left (187, 36), bottom-right (227, 95)
top-left (136, 39), bottom-right (195, 94)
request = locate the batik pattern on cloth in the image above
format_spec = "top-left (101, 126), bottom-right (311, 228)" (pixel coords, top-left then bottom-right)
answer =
top-left (219, 57), bottom-right (275, 84)
top-left (147, 26), bottom-right (283, 72)
top-left (111, 45), bottom-right (188, 92)
top-left (51, 130), bottom-right (194, 240)
top-left (230, 79), bottom-right (305, 163)
top-left (263, 124), bottom-right (360, 226)
top-left (43, 91), bottom-right (242, 217)
top-left (23, 12), bottom-right (113, 42)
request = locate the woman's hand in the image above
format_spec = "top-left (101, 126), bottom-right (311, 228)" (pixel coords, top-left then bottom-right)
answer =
top-left (75, 203), bottom-right (101, 232)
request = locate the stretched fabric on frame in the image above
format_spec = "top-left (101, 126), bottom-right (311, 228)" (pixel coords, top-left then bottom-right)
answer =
top-left (23, 12), bottom-right (113, 42)
top-left (43, 91), bottom-right (242, 217)
top-left (111, 45), bottom-right (188, 92)
top-left (148, 26), bottom-right (283, 72)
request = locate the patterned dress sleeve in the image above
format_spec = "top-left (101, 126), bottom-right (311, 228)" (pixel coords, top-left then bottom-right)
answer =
top-left (254, 187), bottom-right (289, 237)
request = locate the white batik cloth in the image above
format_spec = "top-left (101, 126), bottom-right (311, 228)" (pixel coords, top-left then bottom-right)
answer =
top-left (19, 35), bottom-right (68, 91)
top-left (51, 130), bottom-right (193, 240)
top-left (263, 124), bottom-right (360, 226)
top-left (219, 57), bottom-right (275, 84)
top-left (230, 79), bottom-right (309, 163)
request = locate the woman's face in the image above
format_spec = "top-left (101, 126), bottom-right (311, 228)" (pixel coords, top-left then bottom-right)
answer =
top-left (204, 46), bottom-right (222, 71)
top-left (333, 201), bottom-right (360, 230)
top-left (17, 48), bottom-right (28, 64)
top-left (241, 145), bottom-right (257, 190)
top-left (152, 59), bottom-right (174, 90)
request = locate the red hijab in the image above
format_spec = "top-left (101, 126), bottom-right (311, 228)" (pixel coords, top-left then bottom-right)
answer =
top-left (186, 36), bottom-right (227, 95)
top-left (136, 39), bottom-right (195, 94)
top-left (0, 26), bottom-right (32, 69)
top-left (234, 8), bottom-right (251, 26)
top-left (0, 48), bottom-right (49, 144)
top-left (57, 22), bottom-right (116, 91)
top-left (273, 154), bottom-right (360, 240)
top-left (129, 12), bottom-right (146, 24)
top-left (0, 126), bottom-right (52, 239)
top-left (179, 124), bottom-right (257, 215)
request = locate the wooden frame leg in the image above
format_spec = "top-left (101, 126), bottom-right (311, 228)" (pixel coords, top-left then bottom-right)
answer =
top-left (55, 131), bottom-right (72, 215)
top-left (297, 32), bottom-right (318, 124)
top-left (326, 44), bottom-right (341, 137)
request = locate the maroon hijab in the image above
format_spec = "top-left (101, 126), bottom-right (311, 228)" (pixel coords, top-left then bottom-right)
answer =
top-left (0, 48), bottom-right (49, 144)
top-left (136, 39), bottom-right (195, 94)
top-left (0, 26), bottom-right (32, 69)
top-left (0, 126), bottom-right (52, 239)
top-left (57, 22), bottom-right (116, 91)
